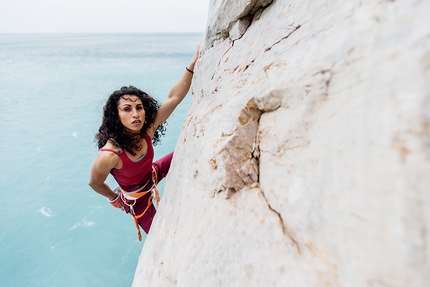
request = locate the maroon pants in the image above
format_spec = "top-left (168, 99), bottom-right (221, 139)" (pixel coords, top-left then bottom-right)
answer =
top-left (121, 152), bottom-right (173, 234)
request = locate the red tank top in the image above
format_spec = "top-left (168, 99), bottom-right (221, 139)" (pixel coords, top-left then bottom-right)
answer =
top-left (100, 134), bottom-right (154, 192)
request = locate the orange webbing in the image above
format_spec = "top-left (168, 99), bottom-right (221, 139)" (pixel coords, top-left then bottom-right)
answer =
top-left (122, 189), bottom-right (150, 200)
top-left (132, 215), bottom-right (142, 241)
top-left (151, 166), bottom-right (160, 206)
top-left (129, 196), bottom-right (153, 241)
top-left (121, 166), bottom-right (160, 201)
top-left (120, 166), bottom-right (160, 241)
top-left (135, 196), bottom-right (153, 220)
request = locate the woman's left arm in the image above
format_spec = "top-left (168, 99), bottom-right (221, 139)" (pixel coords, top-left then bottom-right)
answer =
top-left (153, 47), bottom-right (199, 129)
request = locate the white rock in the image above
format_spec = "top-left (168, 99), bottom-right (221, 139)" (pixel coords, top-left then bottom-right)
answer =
top-left (133, 0), bottom-right (430, 286)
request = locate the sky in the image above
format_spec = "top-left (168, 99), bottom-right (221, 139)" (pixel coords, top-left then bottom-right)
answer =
top-left (0, 0), bottom-right (211, 33)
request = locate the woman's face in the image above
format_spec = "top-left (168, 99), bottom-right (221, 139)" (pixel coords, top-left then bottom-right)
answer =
top-left (117, 95), bottom-right (145, 133)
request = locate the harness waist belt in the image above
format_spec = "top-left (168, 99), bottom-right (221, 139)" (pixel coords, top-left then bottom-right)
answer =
top-left (121, 183), bottom-right (155, 200)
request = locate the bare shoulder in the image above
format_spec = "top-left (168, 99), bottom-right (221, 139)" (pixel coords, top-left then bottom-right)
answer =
top-left (94, 141), bottom-right (120, 171)
top-left (103, 140), bottom-right (120, 151)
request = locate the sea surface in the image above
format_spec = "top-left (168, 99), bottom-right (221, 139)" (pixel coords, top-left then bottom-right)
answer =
top-left (0, 33), bottom-right (202, 287)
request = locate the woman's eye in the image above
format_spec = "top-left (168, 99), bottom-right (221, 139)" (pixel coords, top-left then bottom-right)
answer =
top-left (137, 106), bottom-right (143, 110)
top-left (124, 108), bottom-right (131, 112)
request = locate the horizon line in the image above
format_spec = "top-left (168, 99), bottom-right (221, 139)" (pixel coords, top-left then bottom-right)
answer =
top-left (0, 31), bottom-right (205, 35)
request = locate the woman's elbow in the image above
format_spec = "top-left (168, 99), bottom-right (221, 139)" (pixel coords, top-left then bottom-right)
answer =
top-left (88, 179), bottom-right (101, 191)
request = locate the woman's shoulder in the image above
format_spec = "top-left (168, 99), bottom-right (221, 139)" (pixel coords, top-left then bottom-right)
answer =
top-left (100, 139), bottom-right (122, 153)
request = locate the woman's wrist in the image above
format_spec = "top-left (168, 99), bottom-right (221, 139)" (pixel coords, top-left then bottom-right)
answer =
top-left (108, 194), bottom-right (119, 202)
top-left (186, 46), bottom-right (199, 74)
top-left (108, 187), bottom-right (120, 201)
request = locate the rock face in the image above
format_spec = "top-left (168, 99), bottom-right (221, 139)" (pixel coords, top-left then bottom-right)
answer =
top-left (133, 0), bottom-right (430, 286)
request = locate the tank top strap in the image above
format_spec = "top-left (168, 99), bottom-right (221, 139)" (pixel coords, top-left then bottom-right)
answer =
top-left (99, 148), bottom-right (122, 155)
top-left (99, 138), bottom-right (123, 155)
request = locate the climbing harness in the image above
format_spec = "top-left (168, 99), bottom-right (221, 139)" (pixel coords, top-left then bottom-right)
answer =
top-left (119, 166), bottom-right (160, 241)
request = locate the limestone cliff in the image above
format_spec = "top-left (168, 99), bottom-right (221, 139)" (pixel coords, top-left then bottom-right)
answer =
top-left (133, 0), bottom-right (430, 286)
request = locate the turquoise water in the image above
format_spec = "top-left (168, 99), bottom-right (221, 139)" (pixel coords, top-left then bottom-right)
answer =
top-left (0, 33), bottom-right (201, 287)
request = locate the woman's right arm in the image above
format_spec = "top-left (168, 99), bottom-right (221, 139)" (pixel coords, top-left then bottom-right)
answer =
top-left (89, 151), bottom-right (119, 201)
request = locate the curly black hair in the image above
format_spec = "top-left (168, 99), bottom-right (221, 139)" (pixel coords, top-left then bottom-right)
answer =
top-left (95, 86), bottom-right (166, 155)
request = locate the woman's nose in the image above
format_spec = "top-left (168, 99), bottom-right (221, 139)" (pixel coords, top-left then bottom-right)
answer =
top-left (132, 109), bottom-right (139, 117)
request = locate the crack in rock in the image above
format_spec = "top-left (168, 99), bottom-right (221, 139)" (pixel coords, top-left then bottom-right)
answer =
top-left (259, 188), bottom-right (301, 254)
top-left (229, 1), bottom-right (274, 42)
top-left (211, 23), bottom-right (302, 83)
top-left (230, 15), bottom-right (252, 41)
top-left (265, 24), bottom-right (301, 52)
top-left (211, 44), bottom-right (234, 81)
top-left (208, 89), bottom-right (305, 252)
top-left (209, 1), bottom-right (275, 80)
top-left (205, 0), bottom-right (274, 48)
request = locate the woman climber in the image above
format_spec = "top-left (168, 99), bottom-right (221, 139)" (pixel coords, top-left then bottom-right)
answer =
top-left (89, 47), bottom-right (199, 240)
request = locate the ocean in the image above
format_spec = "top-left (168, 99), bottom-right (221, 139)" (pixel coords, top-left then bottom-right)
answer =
top-left (0, 33), bottom-right (202, 287)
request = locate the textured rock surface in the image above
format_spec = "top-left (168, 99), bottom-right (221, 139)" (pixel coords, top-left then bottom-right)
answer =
top-left (133, 0), bottom-right (430, 286)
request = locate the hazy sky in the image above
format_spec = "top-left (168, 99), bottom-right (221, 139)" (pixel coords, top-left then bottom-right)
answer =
top-left (0, 0), bottom-right (211, 33)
